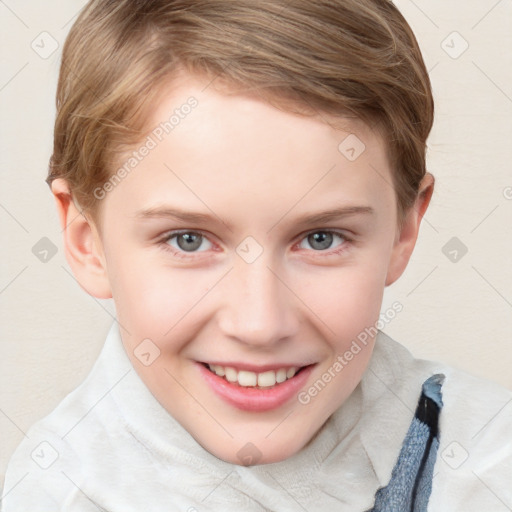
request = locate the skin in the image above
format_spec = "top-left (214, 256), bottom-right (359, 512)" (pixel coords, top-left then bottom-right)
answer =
top-left (51, 71), bottom-right (433, 465)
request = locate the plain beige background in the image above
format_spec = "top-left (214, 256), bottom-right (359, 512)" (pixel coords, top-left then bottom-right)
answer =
top-left (1, 0), bottom-right (511, 487)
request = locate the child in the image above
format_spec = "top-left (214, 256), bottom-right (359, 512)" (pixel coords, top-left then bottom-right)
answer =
top-left (2, 0), bottom-right (511, 510)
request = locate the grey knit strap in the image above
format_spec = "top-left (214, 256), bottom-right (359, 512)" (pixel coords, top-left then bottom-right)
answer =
top-left (367, 373), bottom-right (445, 512)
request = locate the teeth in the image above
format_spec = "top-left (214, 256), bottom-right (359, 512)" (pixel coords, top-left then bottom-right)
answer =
top-left (225, 367), bottom-right (237, 383)
top-left (211, 364), bottom-right (225, 377)
top-left (276, 368), bottom-right (287, 383)
top-left (258, 370), bottom-right (276, 387)
top-left (238, 370), bottom-right (257, 387)
top-left (287, 367), bottom-right (298, 379)
top-left (207, 364), bottom-right (300, 388)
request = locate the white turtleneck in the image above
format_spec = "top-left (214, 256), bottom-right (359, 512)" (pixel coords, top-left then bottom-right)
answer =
top-left (2, 322), bottom-right (511, 511)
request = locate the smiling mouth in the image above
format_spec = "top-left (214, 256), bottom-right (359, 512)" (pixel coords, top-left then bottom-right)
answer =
top-left (201, 362), bottom-right (311, 389)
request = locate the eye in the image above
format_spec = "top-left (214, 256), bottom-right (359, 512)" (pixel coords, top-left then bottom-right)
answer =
top-left (162, 231), bottom-right (213, 254)
top-left (158, 228), bottom-right (351, 260)
top-left (297, 230), bottom-right (348, 252)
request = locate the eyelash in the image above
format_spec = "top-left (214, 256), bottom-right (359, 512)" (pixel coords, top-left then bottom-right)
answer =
top-left (157, 229), bottom-right (353, 260)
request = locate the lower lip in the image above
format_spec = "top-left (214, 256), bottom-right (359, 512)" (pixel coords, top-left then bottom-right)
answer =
top-left (197, 363), bottom-right (315, 412)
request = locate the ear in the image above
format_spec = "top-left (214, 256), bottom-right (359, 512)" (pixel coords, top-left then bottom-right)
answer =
top-left (385, 173), bottom-right (434, 286)
top-left (51, 178), bottom-right (112, 299)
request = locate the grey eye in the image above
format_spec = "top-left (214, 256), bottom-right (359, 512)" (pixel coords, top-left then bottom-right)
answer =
top-left (307, 232), bottom-right (333, 250)
top-left (299, 231), bottom-right (346, 252)
top-left (168, 232), bottom-right (211, 252)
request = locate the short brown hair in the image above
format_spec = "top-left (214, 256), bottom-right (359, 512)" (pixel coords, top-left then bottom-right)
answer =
top-left (47, 0), bottom-right (434, 229)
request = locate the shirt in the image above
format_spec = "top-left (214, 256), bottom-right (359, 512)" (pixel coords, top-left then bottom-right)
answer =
top-left (1, 322), bottom-right (511, 511)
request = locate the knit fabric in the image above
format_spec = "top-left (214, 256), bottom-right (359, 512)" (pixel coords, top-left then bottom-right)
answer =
top-left (369, 373), bottom-right (445, 512)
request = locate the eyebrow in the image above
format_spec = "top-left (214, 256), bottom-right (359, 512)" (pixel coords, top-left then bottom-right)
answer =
top-left (287, 205), bottom-right (374, 226)
top-left (133, 205), bottom-right (374, 230)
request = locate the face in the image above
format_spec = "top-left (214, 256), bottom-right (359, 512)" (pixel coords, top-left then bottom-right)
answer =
top-left (84, 72), bottom-right (410, 465)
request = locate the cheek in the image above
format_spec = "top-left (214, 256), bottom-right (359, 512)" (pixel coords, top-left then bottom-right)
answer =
top-left (296, 263), bottom-right (387, 347)
top-left (109, 252), bottom-right (213, 338)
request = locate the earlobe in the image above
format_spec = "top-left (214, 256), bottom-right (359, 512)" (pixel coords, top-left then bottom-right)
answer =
top-left (51, 178), bottom-right (112, 299)
top-left (385, 173), bottom-right (435, 286)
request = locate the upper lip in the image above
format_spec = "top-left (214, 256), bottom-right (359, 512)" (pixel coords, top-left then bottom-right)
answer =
top-left (200, 361), bottom-right (316, 373)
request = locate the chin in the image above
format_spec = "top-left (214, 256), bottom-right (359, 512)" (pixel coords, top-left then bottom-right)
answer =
top-left (204, 434), bottom-right (307, 467)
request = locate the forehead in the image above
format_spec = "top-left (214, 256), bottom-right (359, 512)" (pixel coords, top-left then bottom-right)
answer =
top-left (104, 73), bottom-right (396, 229)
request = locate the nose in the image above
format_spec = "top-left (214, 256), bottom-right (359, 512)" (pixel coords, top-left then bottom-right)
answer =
top-left (218, 254), bottom-right (299, 349)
